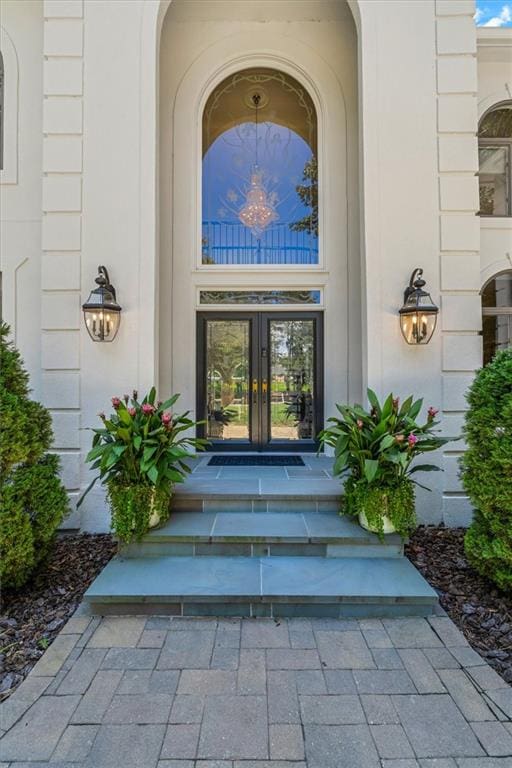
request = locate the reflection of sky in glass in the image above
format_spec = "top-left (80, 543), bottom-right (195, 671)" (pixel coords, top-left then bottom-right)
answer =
top-left (202, 122), bottom-right (318, 265)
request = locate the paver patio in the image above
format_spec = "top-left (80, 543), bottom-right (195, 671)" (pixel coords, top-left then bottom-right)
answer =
top-left (1, 613), bottom-right (511, 767)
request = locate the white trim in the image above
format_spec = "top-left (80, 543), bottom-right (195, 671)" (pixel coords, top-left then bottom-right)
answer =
top-left (0, 25), bottom-right (19, 185)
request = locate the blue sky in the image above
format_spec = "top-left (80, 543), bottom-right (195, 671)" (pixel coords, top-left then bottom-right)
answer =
top-left (475, 2), bottom-right (512, 25)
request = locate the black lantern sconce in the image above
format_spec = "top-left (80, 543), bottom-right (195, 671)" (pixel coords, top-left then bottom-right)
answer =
top-left (82, 266), bottom-right (122, 342)
top-left (399, 268), bottom-right (439, 345)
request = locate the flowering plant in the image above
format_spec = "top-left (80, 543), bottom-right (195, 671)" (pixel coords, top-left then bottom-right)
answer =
top-left (319, 390), bottom-right (450, 537)
top-left (79, 388), bottom-right (206, 498)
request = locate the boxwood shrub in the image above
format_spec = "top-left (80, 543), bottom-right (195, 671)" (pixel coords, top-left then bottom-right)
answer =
top-left (461, 348), bottom-right (512, 590)
top-left (0, 323), bottom-right (69, 589)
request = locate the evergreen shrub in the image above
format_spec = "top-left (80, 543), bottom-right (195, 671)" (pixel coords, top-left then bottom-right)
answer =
top-left (0, 323), bottom-right (68, 589)
top-left (461, 349), bottom-right (512, 590)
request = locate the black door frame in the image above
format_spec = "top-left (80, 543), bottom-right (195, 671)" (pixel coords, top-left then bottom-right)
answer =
top-left (196, 311), bottom-right (324, 452)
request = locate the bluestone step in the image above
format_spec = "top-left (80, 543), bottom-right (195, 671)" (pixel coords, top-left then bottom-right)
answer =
top-left (122, 512), bottom-right (403, 558)
top-left (84, 554), bottom-right (438, 618)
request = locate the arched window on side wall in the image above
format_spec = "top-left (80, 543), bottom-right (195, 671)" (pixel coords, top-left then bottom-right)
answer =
top-left (482, 271), bottom-right (512, 364)
top-left (478, 102), bottom-right (512, 217)
top-left (202, 68), bottom-right (318, 266)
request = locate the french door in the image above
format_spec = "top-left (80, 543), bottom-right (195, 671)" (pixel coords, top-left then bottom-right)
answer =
top-left (196, 312), bottom-right (323, 451)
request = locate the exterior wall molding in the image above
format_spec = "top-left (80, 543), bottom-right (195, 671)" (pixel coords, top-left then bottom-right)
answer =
top-left (41, 0), bottom-right (84, 528)
top-left (436, 0), bottom-right (480, 527)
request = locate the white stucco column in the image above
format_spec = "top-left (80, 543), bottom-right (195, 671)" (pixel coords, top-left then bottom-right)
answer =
top-left (41, 0), bottom-right (84, 527)
top-left (436, 0), bottom-right (481, 526)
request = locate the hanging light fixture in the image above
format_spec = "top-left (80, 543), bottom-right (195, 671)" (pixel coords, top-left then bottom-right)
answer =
top-left (82, 266), bottom-right (122, 342)
top-left (399, 268), bottom-right (439, 345)
top-left (238, 92), bottom-right (278, 238)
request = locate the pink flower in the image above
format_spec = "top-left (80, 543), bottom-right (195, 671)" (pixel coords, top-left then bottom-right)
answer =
top-left (161, 411), bottom-right (172, 426)
top-left (142, 403), bottom-right (155, 416)
top-left (407, 433), bottom-right (419, 447)
top-left (128, 407), bottom-right (136, 418)
top-left (356, 419), bottom-right (364, 430)
top-left (427, 406), bottom-right (439, 422)
top-left (111, 397), bottom-right (121, 409)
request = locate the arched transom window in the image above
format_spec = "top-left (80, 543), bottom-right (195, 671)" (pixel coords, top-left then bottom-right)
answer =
top-left (478, 102), bottom-right (512, 217)
top-left (202, 68), bottom-right (318, 265)
top-left (482, 271), bottom-right (512, 364)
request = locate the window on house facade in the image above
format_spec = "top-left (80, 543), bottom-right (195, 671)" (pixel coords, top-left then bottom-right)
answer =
top-left (202, 68), bottom-right (318, 265)
top-left (478, 103), bottom-right (512, 217)
top-left (482, 271), bottom-right (512, 364)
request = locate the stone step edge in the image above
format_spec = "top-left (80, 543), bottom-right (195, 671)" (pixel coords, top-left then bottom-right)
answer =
top-left (84, 555), bottom-right (437, 605)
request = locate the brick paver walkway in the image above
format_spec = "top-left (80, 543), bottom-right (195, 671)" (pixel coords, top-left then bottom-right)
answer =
top-left (1, 614), bottom-right (511, 766)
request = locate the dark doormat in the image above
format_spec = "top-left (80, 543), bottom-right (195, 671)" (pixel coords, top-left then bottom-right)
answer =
top-left (208, 455), bottom-right (305, 467)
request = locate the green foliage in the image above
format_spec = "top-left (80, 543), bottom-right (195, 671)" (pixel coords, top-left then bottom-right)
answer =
top-left (108, 481), bottom-right (171, 544)
top-left (0, 485), bottom-right (34, 589)
top-left (10, 455), bottom-right (69, 566)
top-left (0, 323), bottom-right (69, 590)
top-left (343, 476), bottom-right (416, 540)
top-left (0, 323), bottom-right (53, 478)
top-left (461, 349), bottom-right (512, 590)
top-left (320, 389), bottom-right (449, 538)
top-left (79, 388), bottom-right (208, 541)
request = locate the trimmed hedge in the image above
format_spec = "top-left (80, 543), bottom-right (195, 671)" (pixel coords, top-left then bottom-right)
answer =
top-left (0, 323), bottom-right (69, 589)
top-left (461, 349), bottom-right (512, 590)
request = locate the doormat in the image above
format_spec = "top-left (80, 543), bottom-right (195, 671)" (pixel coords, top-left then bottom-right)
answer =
top-left (208, 455), bottom-right (305, 467)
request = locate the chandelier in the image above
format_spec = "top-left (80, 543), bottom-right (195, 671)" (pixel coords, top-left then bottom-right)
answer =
top-left (238, 93), bottom-right (278, 238)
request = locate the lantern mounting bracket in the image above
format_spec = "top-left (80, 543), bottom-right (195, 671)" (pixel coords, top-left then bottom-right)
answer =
top-left (404, 268), bottom-right (426, 304)
top-left (96, 265), bottom-right (117, 301)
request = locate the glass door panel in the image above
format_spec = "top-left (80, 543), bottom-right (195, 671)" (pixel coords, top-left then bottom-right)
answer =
top-left (198, 311), bottom-right (322, 450)
top-left (268, 319), bottom-right (315, 441)
top-left (205, 319), bottom-right (251, 441)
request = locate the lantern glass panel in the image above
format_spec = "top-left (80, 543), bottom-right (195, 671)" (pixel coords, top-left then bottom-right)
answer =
top-left (400, 311), bottom-right (437, 345)
top-left (83, 308), bottom-right (121, 342)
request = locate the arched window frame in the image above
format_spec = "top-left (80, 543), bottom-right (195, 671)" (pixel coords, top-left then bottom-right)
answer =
top-left (0, 25), bottom-right (19, 185)
top-left (478, 100), bottom-right (512, 218)
top-left (481, 269), bottom-right (512, 365)
top-left (200, 67), bottom-right (320, 268)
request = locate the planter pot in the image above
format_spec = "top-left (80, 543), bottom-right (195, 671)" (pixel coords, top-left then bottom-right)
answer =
top-left (358, 508), bottom-right (396, 535)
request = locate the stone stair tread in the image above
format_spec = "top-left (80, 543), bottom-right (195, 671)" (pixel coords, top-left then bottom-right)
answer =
top-left (85, 554), bottom-right (437, 604)
top-left (174, 477), bottom-right (342, 500)
top-left (142, 512), bottom-right (402, 545)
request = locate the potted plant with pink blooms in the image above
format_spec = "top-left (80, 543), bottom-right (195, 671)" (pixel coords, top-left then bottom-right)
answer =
top-left (78, 388), bottom-right (207, 543)
top-left (319, 389), bottom-right (450, 539)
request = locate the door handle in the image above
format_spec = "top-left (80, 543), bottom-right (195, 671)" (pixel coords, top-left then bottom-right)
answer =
top-left (252, 378), bottom-right (258, 405)
top-left (262, 379), bottom-right (268, 404)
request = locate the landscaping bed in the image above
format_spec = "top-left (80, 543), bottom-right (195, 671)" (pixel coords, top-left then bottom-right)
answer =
top-left (406, 525), bottom-right (512, 684)
top-left (0, 533), bottom-right (116, 701)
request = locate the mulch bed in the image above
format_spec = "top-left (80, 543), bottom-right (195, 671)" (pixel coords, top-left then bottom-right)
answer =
top-left (0, 533), bottom-right (116, 701)
top-left (406, 525), bottom-right (512, 684)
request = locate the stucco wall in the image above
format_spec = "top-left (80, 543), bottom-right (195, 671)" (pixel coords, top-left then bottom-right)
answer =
top-left (1, 0), bottom-right (43, 398)
top-left (477, 28), bottom-right (512, 289)
top-left (4, 0), bottom-right (507, 531)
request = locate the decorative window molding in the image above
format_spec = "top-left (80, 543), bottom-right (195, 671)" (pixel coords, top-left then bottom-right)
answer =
top-left (0, 26), bottom-right (19, 185)
top-left (481, 270), bottom-right (512, 364)
top-left (478, 101), bottom-right (512, 218)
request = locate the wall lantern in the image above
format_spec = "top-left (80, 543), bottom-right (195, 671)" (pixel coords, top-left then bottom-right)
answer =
top-left (82, 266), bottom-right (122, 342)
top-left (399, 268), bottom-right (439, 345)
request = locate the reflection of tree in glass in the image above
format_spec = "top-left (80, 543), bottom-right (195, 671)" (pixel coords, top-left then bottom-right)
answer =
top-left (208, 322), bottom-right (249, 406)
top-left (290, 157), bottom-right (318, 236)
top-left (479, 108), bottom-right (512, 139)
top-left (271, 321), bottom-right (314, 394)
